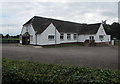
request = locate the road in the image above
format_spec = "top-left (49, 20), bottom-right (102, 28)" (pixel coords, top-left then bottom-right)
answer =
top-left (2, 44), bottom-right (118, 70)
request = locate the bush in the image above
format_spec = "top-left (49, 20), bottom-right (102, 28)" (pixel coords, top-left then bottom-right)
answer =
top-left (2, 58), bottom-right (120, 84)
top-left (115, 40), bottom-right (120, 46)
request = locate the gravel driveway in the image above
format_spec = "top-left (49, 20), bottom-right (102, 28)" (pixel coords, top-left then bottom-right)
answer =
top-left (2, 44), bottom-right (118, 70)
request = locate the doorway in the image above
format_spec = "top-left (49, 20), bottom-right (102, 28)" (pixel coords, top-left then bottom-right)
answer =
top-left (22, 32), bottom-right (30, 45)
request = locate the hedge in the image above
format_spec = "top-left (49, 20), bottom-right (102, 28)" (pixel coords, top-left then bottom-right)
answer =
top-left (0, 38), bottom-right (19, 43)
top-left (2, 58), bottom-right (120, 84)
top-left (115, 40), bottom-right (120, 46)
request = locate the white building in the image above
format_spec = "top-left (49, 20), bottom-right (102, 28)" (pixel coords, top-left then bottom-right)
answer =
top-left (20, 16), bottom-right (111, 46)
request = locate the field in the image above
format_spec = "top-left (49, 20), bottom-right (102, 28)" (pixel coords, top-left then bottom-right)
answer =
top-left (0, 38), bottom-right (19, 43)
top-left (0, 38), bottom-right (19, 40)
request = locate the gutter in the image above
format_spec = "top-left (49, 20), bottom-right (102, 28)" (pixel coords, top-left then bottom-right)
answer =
top-left (35, 31), bottom-right (37, 45)
top-left (55, 28), bottom-right (57, 44)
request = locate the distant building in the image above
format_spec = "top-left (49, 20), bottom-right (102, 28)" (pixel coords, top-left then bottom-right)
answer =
top-left (20, 16), bottom-right (111, 45)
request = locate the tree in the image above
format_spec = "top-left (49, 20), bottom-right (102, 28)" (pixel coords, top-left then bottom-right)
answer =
top-left (103, 24), bottom-right (111, 35)
top-left (110, 22), bottom-right (120, 40)
top-left (5, 34), bottom-right (10, 38)
top-left (103, 22), bottom-right (120, 40)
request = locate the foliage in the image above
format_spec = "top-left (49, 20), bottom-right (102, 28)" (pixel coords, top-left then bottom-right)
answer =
top-left (115, 40), bottom-right (120, 46)
top-left (104, 22), bottom-right (120, 40)
top-left (1, 34), bottom-right (20, 38)
top-left (2, 58), bottom-right (120, 84)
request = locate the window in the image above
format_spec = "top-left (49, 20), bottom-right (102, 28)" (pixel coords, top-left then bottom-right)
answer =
top-left (48, 35), bottom-right (55, 40)
top-left (67, 34), bottom-right (71, 40)
top-left (60, 34), bottom-right (64, 40)
top-left (89, 36), bottom-right (94, 40)
top-left (74, 34), bottom-right (77, 40)
top-left (99, 35), bottom-right (104, 41)
top-left (30, 35), bottom-right (33, 41)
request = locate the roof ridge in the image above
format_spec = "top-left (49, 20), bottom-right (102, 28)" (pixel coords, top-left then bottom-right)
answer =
top-left (33, 16), bottom-right (84, 25)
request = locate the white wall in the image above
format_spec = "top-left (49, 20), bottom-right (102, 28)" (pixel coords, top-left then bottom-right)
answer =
top-left (37, 23), bottom-right (60, 45)
top-left (60, 33), bottom-right (78, 43)
top-left (96, 24), bottom-right (110, 42)
top-left (20, 24), bottom-right (36, 44)
top-left (78, 34), bottom-right (111, 43)
top-left (20, 26), bottom-right (26, 43)
top-left (78, 34), bottom-right (95, 42)
top-left (29, 25), bottom-right (36, 45)
top-left (94, 35), bottom-right (111, 42)
top-left (96, 24), bottom-right (106, 35)
top-left (20, 25), bottom-right (28, 43)
top-left (78, 24), bottom-right (111, 43)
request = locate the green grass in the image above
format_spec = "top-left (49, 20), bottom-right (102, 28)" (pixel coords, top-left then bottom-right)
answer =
top-left (0, 38), bottom-right (19, 43)
top-left (0, 38), bottom-right (19, 40)
top-left (115, 40), bottom-right (120, 46)
top-left (2, 58), bottom-right (120, 84)
top-left (43, 44), bottom-right (83, 48)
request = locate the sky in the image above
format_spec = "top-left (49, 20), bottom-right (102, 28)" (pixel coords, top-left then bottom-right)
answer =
top-left (0, 0), bottom-right (119, 35)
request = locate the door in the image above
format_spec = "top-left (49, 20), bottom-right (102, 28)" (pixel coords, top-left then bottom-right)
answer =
top-left (22, 36), bottom-right (30, 45)
top-left (22, 32), bottom-right (30, 45)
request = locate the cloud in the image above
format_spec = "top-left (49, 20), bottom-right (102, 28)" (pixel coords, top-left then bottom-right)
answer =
top-left (0, 0), bottom-right (119, 2)
top-left (0, 1), bottom-right (118, 35)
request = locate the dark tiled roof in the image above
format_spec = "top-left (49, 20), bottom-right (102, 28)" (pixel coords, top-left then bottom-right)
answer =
top-left (23, 16), bottom-right (101, 34)
top-left (79, 23), bottom-right (101, 34)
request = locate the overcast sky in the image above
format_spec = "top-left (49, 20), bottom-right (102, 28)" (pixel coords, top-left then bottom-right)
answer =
top-left (0, 0), bottom-right (119, 35)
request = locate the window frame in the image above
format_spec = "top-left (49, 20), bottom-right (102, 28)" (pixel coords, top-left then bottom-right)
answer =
top-left (67, 34), bottom-right (71, 40)
top-left (89, 36), bottom-right (94, 40)
top-left (48, 35), bottom-right (55, 41)
top-left (99, 35), bottom-right (104, 41)
top-left (73, 34), bottom-right (77, 40)
top-left (60, 34), bottom-right (64, 40)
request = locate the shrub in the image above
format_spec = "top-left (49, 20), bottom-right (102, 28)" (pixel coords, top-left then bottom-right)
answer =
top-left (2, 58), bottom-right (120, 84)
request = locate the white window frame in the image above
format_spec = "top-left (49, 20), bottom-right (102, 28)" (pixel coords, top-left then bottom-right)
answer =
top-left (60, 34), bottom-right (64, 40)
top-left (73, 34), bottom-right (77, 40)
top-left (99, 35), bottom-right (104, 41)
top-left (48, 35), bottom-right (55, 41)
top-left (89, 36), bottom-right (94, 40)
top-left (67, 34), bottom-right (71, 40)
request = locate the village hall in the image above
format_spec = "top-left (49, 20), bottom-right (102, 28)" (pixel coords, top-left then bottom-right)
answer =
top-left (20, 16), bottom-right (111, 46)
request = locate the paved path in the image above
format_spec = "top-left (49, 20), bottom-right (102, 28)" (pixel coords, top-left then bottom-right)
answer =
top-left (2, 44), bottom-right (118, 70)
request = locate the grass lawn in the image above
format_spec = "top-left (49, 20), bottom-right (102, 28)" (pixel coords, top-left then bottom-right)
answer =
top-left (43, 44), bottom-right (83, 48)
top-left (0, 38), bottom-right (19, 40)
top-left (115, 40), bottom-right (120, 46)
top-left (0, 38), bottom-right (19, 43)
top-left (2, 58), bottom-right (120, 84)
